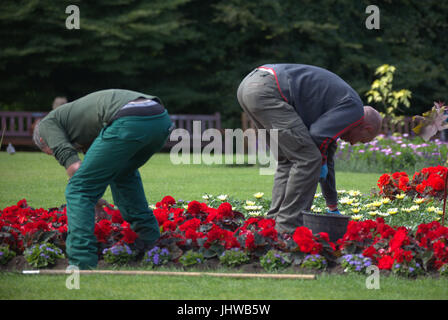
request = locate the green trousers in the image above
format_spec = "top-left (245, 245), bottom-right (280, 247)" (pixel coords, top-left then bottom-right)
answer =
top-left (237, 69), bottom-right (322, 234)
top-left (65, 111), bottom-right (172, 269)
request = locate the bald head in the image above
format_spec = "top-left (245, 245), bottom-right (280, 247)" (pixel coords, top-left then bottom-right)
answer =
top-left (339, 106), bottom-right (383, 145)
top-left (363, 106), bottom-right (383, 139)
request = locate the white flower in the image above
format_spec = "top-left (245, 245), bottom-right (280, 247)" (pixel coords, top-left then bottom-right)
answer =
top-left (246, 200), bottom-right (256, 206)
top-left (217, 194), bottom-right (228, 201)
top-left (387, 208), bottom-right (399, 215)
top-left (202, 194), bottom-right (211, 200)
top-left (414, 198), bottom-right (426, 204)
top-left (348, 190), bottom-right (362, 197)
top-left (351, 214), bottom-right (363, 221)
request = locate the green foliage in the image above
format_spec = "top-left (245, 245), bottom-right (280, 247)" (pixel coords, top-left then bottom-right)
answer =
top-left (301, 254), bottom-right (327, 270)
top-left (0, 1), bottom-right (447, 127)
top-left (366, 64), bottom-right (412, 118)
top-left (440, 264), bottom-right (448, 276)
top-left (24, 242), bottom-right (64, 268)
top-left (259, 249), bottom-right (291, 271)
top-left (218, 247), bottom-right (250, 267)
top-left (179, 249), bottom-right (204, 267)
top-left (142, 246), bottom-right (171, 268)
top-left (0, 245), bottom-right (16, 265)
top-left (102, 243), bottom-right (134, 265)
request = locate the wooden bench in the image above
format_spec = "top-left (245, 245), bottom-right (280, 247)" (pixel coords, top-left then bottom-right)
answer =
top-left (0, 111), bottom-right (222, 148)
top-left (241, 112), bottom-right (443, 139)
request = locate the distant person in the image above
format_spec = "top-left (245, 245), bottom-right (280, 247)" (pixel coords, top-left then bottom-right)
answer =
top-left (33, 89), bottom-right (173, 269)
top-left (237, 64), bottom-right (382, 234)
top-left (52, 96), bottom-right (68, 109)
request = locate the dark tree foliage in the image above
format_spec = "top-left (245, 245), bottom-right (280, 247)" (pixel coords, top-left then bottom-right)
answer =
top-left (0, 0), bottom-right (447, 127)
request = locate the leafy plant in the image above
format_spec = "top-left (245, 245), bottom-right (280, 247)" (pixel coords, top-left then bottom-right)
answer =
top-left (219, 247), bottom-right (250, 267)
top-left (0, 245), bottom-right (16, 265)
top-left (301, 254), bottom-right (327, 270)
top-left (259, 249), bottom-right (291, 271)
top-left (179, 250), bottom-right (204, 267)
top-left (339, 254), bottom-right (373, 273)
top-left (143, 246), bottom-right (171, 268)
top-left (392, 260), bottom-right (424, 277)
top-left (102, 243), bottom-right (134, 265)
top-left (366, 64), bottom-right (412, 119)
top-left (24, 243), bottom-right (64, 268)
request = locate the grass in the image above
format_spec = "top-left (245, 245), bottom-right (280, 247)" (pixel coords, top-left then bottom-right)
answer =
top-left (0, 152), bottom-right (381, 209)
top-left (1, 271), bottom-right (447, 300)
top-left (1, 151), bottom-right (448, 300)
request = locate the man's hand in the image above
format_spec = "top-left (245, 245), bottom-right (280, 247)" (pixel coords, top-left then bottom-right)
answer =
top-left (66, 161), bottom-right (82, 178)
top-left (320, 164), bottom-right (328, 179)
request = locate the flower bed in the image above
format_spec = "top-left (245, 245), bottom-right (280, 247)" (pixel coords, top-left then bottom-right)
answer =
top-left (335, 134), bottom-right (448, 173)
top-left (1, 189), bottom-right (448, 277)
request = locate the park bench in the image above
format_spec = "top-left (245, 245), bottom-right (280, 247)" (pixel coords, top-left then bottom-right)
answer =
top-left (0, 111), bottom-right (222, 149)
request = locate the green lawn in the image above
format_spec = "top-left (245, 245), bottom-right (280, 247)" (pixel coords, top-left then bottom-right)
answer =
top-left (0, 152), bottom-right (381, 209)
top-left (1, 151), bottom-right (448, 300)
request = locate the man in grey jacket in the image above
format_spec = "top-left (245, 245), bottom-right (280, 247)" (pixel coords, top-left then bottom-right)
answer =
top-left (237, 64), bottom-right (382, 234)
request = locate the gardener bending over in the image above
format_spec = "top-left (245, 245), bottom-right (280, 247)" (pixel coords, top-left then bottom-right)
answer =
top-left (33, 89), bottom-right (173, 269)
top-left (237, 64), bottom-right (382, 234)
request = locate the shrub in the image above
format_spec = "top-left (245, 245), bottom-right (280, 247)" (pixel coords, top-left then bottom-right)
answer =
top-left (260, 249), bottom-right (291, 271)
top-left (339, 254), bottom-right (373, 273)
top-left (24, 243), bottom-right (64, 268)
top-left (179, 250), bottom-right (204, 267)
top-left (102, 243), bottom-right (134, 265)
top-left (301, 254), bottom-right (327, 270)
top-left (219, 248), bottom-right (250, 267)
top-left (0, 245), bottom-right (16, 265)
top-left (143, 246), bottom-right (171, 268)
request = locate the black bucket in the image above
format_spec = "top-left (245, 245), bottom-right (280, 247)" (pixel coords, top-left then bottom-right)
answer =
top-left (302, 212), bottom-right (350, 243)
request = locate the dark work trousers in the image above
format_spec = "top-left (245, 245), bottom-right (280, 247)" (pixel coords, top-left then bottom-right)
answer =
top-left (237, 68), bottom-right (322, 233)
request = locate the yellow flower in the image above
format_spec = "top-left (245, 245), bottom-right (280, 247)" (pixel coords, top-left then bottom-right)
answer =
top-left (395, 194), bottom-right (406, 200)
top-left (436, 209), bottom-right (444, 216)
top-left (414, 198), bottom-right (425, 204)
top-left (368, 211), bottom-right (379, 216)
top-left (340, 197), bottom-right (354, 205)
top-left (312, 207), bottom-right (323, 213)
top-left (245, 200), bottom-right (256, 206)
top-left (387, 208), bottom-right (399, 215)
top-left (381, 198), bottom-right (391, 205)
top-left (410, 205), bottom-right (419, 211)
top-left (378, 212), bottom-right (390, 217)
top-left (351, 208), bottom-right (361, 214)
top-left (351, 202), bottom-right (360, 207)
top-left (427, 206), bottom-right (437, 213)
top-left (314, 193), bottom-right (322, 199)
top-left (254, 192), bottom-right (264, 199)
top-left (337, 190), bottom-right (347, 194)
top-left (365, 201), bottom-right (382, 208)
top-left (348, 190), bottom-right (362, 197)
top-left (217, 194), bottom-right (228, 201)
top-left (248, 211), bottom-right (263, 216)
top-left (351, 214), bottom-right (363, 221)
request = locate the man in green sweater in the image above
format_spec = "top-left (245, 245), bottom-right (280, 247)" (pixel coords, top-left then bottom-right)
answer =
top-left (33, 89), bottom-right (173, 269)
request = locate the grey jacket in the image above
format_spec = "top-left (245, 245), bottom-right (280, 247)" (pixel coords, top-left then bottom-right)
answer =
top-left (259, 64), bottom-right (364, 206)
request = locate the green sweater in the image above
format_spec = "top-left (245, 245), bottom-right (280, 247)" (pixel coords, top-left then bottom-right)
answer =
top-left (39, 89), bottom-right (159, 169)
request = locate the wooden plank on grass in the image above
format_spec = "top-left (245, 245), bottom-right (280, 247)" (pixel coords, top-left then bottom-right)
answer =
top-left (24, 269), bottom-right (316, 279)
